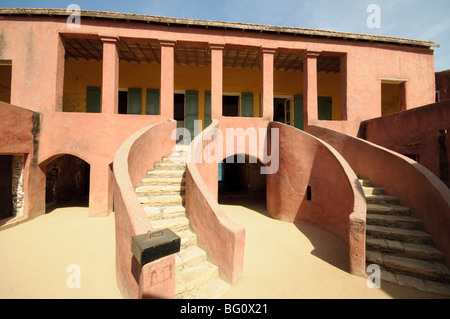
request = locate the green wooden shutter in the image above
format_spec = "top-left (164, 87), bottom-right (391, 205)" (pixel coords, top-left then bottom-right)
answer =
top-left (185, 90), bottom-right (198, 143)
top-left (146, 89), bottom-right (160, 115)
top-left (86, 86), bottom-right (101, 113)
top-left (294, 95), bottom-right (304, 130)
top-left (241, 92), bottom-right (253, 117)
top-left (128, 88), bottom-right (142, 115)
top-left (204, 91), bottom-right (211, 128)
top-left (318, 96), bottom-right (332, 120)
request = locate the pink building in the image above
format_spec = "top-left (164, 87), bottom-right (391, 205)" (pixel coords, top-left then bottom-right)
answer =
top-left (0, 8), bottom-right (449, 298)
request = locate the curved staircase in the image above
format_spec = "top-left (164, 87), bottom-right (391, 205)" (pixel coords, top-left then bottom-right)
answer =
top-left (359, 178), bottom-right (450, 296)
top-left (135, 144), bottom-right (230, 299)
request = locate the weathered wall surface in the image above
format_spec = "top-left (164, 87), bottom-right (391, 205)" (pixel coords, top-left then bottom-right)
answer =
top-left (359, 100), bottom-right (450, 187)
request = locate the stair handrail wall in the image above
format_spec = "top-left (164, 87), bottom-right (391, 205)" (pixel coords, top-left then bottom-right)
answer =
top-left (268, 122), bottom-right (367, 276)
top-left (113, 120), bottom-right (178, 299)
top-left (308, 125), bottom-right (450, 269)
top-left (185, 119), bottom-right (246, 285)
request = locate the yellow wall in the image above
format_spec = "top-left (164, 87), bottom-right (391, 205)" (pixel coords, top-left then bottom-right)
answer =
top-left (0, 65), bottom-right (12, 103)
top-left (63, 59), bottom-right (341, 121)
top-left (381, 83), bottom-right (401, 116)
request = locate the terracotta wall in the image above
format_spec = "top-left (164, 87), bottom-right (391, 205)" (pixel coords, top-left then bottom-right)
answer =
top-left (309, 125), bottom-right (450, 269)
top-left (359, 100), bottom-right (450, 187)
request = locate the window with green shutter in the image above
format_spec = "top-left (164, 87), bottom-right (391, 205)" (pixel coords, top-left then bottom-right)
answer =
top-left (86, 86), bottom-right (101, 113)
top-left (241, 92), bottom-right (254, 117)
top-left (318, 96), bottom-right (333, 120)
top-left (204, 91), bottom-right (211, 127)
top-left (185, 90), bottom-right (198, 143)
top-left (128, 88), bottom-right (142, 115)
top-left (294, 95), bottom-right (304, 130)
top-left (146, 89), bottom-right (160, 115)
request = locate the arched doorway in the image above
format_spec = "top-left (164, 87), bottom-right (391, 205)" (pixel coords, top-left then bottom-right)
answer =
top-left (218, 154), bottom-right (266, 205)
top-left (44, 154), bottom-right (90, 212)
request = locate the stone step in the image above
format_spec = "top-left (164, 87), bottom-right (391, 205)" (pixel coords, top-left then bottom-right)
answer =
top-left (378, 269), bottom-right (450, 297)
top-left (362, 186), bottom-right (385, 195)
top-left (170, 151), bottom-right (188, 159)
top-left (150, 216), bottom-right (190, 233)
top-left (144, 205), bottom-right (186, 220)
top-left (175, 261), bottom-right (219, 297)
top-left (181, 277), bottom-right (231, 299)
top-left (136, 185), bottom-right (185, 196)
top-left (366, 237), bottom-right (445, 262)
top-left (358, 179), bottom-right (372, 187)
top-left (365, 194), bottom-right (399, 204)
top-left (139, 194), bottom-right (185, 207)
top-left (141, 177), bottom-right (186, 186)
top-left (366, 250), bottom-right (450, 284)
top-left (367, 213), bottom-right (424, 230)
top-left (154, 162), bottom-right (187, 171)
top-left (173, 144), bottom-right (190, 152)
top-left (163, 157), bottom-right (186, 164)
top-left (176, 246), bottom-right (207, 272)
top-left (366, 224), bottom-right (433, 245)
top-left (147, 170), bottom-right (186, 179)
top-left (176, 228), bottom-right (198, 249)
top-left (366, 203), bottom-right (411, 216)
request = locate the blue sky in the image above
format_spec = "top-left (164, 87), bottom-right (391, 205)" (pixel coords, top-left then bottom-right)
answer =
top-left (2, 0), bottom-right (449, 71)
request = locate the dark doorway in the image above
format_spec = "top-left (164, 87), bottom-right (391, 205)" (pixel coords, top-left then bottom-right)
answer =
top-left (0, 155), bottom-right (13, 219)
top-left (174, 93), bottom-right (185, 143)
top-left (118, 91), bottom-right (128, 114)
top-left (222, 96), bottom-right (240, 116)
top-left (218, 155), bottom-right (266, 202)
top-left (45, 155), bottom-right (90, 212)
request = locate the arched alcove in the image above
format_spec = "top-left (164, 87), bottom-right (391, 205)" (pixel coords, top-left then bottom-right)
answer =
top-left (42, 154), bottom-right (90, 212)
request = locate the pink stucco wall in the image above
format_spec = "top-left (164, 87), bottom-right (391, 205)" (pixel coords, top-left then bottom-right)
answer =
top-left (359, 100), bottom-right (450, 187)
top-left (185, 119), bottom-right (246, 284)
top-left (113, 121), bottom-right (177, 299)
top-left (0, 15), bottom-right (436, 136)
top-left (0, 102), bottom-right (42, 227)
top-left (267, 122), bottom-right (367, 275)
top-left (309, 125), bottom-right (450, 269)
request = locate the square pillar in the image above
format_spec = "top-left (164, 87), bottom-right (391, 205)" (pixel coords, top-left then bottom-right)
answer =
top-left (101, 36), bottom-right (119, 114)
top-left (209, 43), bottom-right (225, 120)
top-left (160, 40), bottom-right (176, 121)
top-left (260, 47), bottom-right (276, 121)
top-left (302, 51), bottom-right (321, 126)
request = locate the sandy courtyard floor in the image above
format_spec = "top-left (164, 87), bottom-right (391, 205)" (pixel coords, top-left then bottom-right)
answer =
top-left (0, 196), bottom-right (447, 299)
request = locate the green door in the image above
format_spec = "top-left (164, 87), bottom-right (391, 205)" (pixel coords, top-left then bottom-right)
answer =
top-left (318, 96), bottom-right (332, 120)
top-left (146, 89), bottom-right (160, 115)
top-left (241, 92), bottom-right (254, 117)
top-left (294, 95), bottom-right (304, 130)
top-left (205, 91), bottom-right (211, 127)
top-left (86, 86), bottom-right (101, 113)
top-left (128, 88), bottom-right (142, 114)
top-left (185, 90), bottom-right (198, 144)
